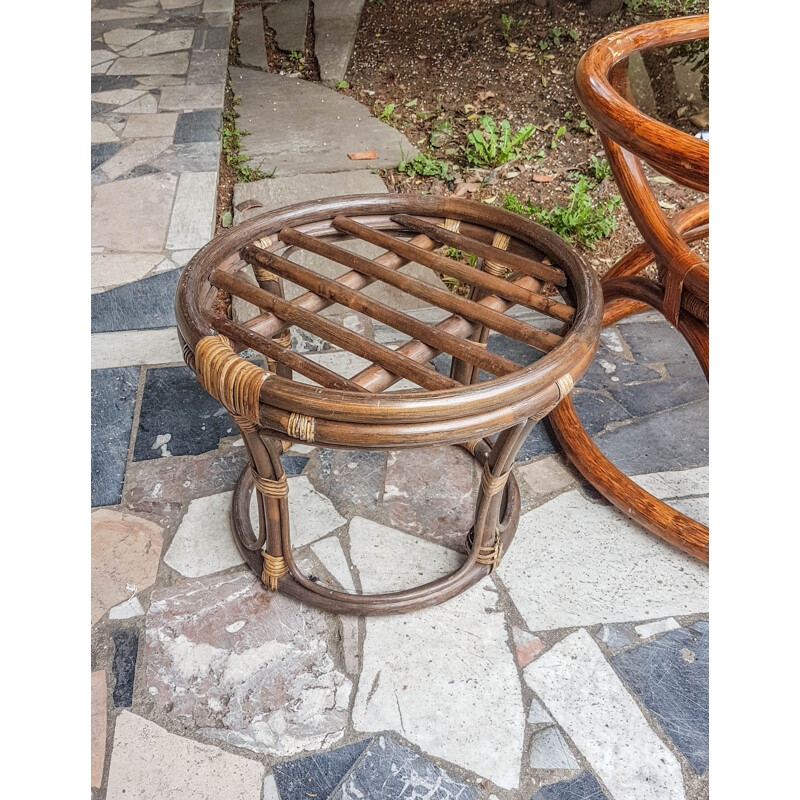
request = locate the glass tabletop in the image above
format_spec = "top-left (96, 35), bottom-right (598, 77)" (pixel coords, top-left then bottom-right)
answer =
top-left (623, 39), bottom-right (709, 137)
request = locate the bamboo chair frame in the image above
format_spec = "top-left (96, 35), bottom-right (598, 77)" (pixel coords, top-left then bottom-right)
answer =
top-left (548, 14), bottom-right (710, 562)
top-left (176, 195), bottom-right (602, 614)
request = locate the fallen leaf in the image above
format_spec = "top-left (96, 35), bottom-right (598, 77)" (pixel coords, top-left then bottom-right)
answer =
top-left (463, 103), bottom-right (477, 112)
top-left (221, 211), bottom-right (232, 228)
top-left (453, 182), bottom-right (480, 197)
top-left (658, 200), bottom-right (677, 210)
top-left (532, 174), bottom-right (555, 182)
top-left (651, 175), bottom-right (674, 184)
top-left (476, 90), bottom-right (496, 102)
top-left (347, 150), bottom-right (377, 160)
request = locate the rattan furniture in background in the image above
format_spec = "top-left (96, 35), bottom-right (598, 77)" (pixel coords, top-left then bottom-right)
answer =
top-left (548, 14), bottom-right (709, 562)
top-left (176, 195), bottom-right (602, 614)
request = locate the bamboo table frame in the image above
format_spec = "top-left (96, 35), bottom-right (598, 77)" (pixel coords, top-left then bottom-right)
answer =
top-left (548, 14), bottom-right (709, 562)
top-left (176, 195), bottom-right (602, 614)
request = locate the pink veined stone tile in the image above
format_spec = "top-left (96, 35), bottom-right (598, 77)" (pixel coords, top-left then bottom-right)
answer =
top-left (145, 570), bottom-right (352, 757)
top-left (383, 446), bottom-right (474, 552)
top-left (512, 626), bottom-right (545, 668)
top-left (91, 671), bottom-right (107, 788)
top-left (91, 509), bottom-right (164, 625)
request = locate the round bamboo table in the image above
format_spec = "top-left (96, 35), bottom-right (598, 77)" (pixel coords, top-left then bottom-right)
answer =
top-left (176, 195), bottom-right (602, 614)
top-left (548, 14), bottom-right (709, 562)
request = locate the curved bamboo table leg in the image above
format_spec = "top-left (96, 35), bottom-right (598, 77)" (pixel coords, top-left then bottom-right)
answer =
top-left (230, 419), bottom-right (536, 616)
top-left (549, 275), bottom-right (708, 562)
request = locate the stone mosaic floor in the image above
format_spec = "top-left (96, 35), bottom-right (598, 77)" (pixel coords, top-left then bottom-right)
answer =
top-left (91, 2), bottom-right (709, 798)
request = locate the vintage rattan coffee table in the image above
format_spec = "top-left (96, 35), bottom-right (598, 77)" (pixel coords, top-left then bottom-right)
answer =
top-left (176, 195), bottom-right (602, 614)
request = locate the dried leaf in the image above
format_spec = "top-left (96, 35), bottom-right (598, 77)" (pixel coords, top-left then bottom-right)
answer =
top-left (658, 200), bottom-right (677, 210)
top-left (347, 150), bottom-right (378, 160)
top-left (532, 174), bottom-right (555, 183)
top-left (651, 175), bottom-right (674, 184)
top-left (453, 182), bottom-right (480, 197)
top-left (476, 90), bottom-right (496, 102)
top-left (221, 211), bottom-right (232, 228)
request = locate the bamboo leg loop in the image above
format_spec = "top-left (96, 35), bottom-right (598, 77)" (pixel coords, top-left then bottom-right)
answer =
top-left (195, 335), bottom-right (268, 426)
top-left (261, 551), bottom-right (288, 590)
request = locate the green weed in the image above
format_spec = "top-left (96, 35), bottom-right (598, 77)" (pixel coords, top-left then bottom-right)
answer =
top-left (503, 177), bottom-right (621, 249)
top-left (464, 115), bottom-right (536, 167)
top-left (397, 152), bottom-right (451, 179)
top-left (380, 102), bottom-right (396, 121)
top-left (500, 13), bottom-right (528, 44)
top-left (221, 108), bottom-right (273, 182)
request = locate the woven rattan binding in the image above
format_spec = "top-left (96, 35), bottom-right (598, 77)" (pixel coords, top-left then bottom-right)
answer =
top-left (252, 469), bottom-right (289, 498)
top-left (484, 231), bottom-right (510, 277)
top-left (195, 335), bottom-right (268, 425)
top-left (466, 527), bottom-right (503, 572)
top-left (480, 463), bottom-right (511, 497)
top-left (261, 551), bottom-right (288, 590)
top-left (286, 412), bottom-right (316, 441)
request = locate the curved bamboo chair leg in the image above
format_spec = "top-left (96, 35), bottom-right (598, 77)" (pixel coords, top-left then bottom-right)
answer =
top-left (548, 276), bottom-right (708, 562)
top-left (229, 420), bottom-right (537, 616)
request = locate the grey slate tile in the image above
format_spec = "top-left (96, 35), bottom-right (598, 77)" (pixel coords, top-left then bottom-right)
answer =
top-left (609, 376), bottom-right (707, 417)
top-left (91, 268), bottom-right (182, 333)
top-left (619, 319), bottom-right (697, 366)
top-left (132, 365), bottom-right (238, 461)
top-left (571, 392), bottom-right (632, 435)
top-left (91, 142), bottom-right (121, 170)
top-left (612, 621), bottom-right (709, 774)
top-left (530, 772), bottom-right (609, 799)
top-left (91, 366), bottom-right (140, 507)
top-left (576, 347), bottom-right (662, 391)
top-left (330, 736), bottom-right (477, 800)
top-left (173, 108), bottom-right (222, 143)
top-left (594, 398), bottom-right (708, 473)
top-left (193, 26), bottom-right (231, 51)
top-left (281, 455), bottom-right (309, 475)
top-left (273, 739), bottom-right (371, 800)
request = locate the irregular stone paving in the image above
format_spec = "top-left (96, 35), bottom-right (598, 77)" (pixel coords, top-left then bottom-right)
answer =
top-left (91, 2), bottom-right (709, 798)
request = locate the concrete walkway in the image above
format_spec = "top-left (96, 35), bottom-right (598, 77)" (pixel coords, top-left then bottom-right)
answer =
top-left (91, 3), bottom-right (709, 799)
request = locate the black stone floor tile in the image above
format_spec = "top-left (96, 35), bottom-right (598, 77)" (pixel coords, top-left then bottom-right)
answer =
top-left (281, 455), bottom-right (309, 476)
top-left (273, 739), bottom-right (371, 800)
top-left (174, 109), bottom-right (222, 144)
top-left (91, 268), bottom-right (181, 333)
top-left (331, 736), bottom-right (477, 800)
top-left (111, 628), bottom-right (139, 708)
top-left (91, 74), bottom-right (138, 93)
top-left (612, 621), bottom-right (709, 774)
top-left (133, 365), bottom-right (236, 461)
top-left (92, 366), bottom-right (140, 507)
top-left (530, 771), bottom-right (609, 799)
top-left (92, 141), bottom-right (121, 170)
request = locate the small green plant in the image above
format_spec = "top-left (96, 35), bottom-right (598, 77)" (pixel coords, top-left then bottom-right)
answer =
top-left (336, 80), bottom-right (348, 90)
top-left (624, 0), bottom-right (669, 14)
top-left (500, 13), bottom-right (528, 44)
top-left (503, 177), bottom-right (621, 249)
top-left (586, 155), bottom-right (612, 183)
top-left (550, 125), bottom-right (567, 149)
top-left (287, 50), bottom-right (304, 68)
top-left (397, 152), bottom-right (451, 179)
top-left (464, 115), bottom-right (536, 167)
top-left (221, 108), bottom-right (272, 182)
top-left (380, 102), bottom-right (396, 121)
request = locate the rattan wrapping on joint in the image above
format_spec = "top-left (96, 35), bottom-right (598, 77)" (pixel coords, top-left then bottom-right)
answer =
top-left (261, 551), bottom-right (288, 590)
top-left (556, 373), bottom-right (574, 400)
top-left (466, 528), bottom-right (503, 572)
top-left (480, 463), bottom-right (510, 497)
top-left (252, 469), bottom-right (289, 498)
top-left (461, 439), bottom-right (481, 455)
top-left (484, 231), bottom-right (511, 277)
top-left (441, 218), bottom-right (461, 232)
top-left (195, 335), bottom-right (267, 425)
top-left (253, 236), bottom-right (273, 249)
top-left (286, 412), bottom-right (315, 441)
top-left (273, 330), bottom-right (292, 349)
